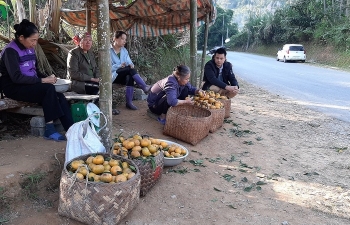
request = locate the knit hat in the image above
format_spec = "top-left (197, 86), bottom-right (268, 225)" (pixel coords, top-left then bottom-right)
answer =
top-left (79, 32), bottom-right (91, 40)
top-left (72, 32), bottom-right (91, 45)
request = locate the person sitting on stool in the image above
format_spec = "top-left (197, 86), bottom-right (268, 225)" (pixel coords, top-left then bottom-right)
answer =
top-left (202, 47), bottom-right (239, 98)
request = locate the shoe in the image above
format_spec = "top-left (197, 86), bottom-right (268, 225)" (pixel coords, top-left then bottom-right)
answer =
top-left (112, 108), bottom-right (120, 115)
top-left (44, 132), bottom-right (66, 142)
top-left (157, 117), bottom-right (166, 125)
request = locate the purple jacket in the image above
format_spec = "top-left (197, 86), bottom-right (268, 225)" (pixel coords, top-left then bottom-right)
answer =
top-left (0, 40), bottom-right (43, 92)
top-left (1, 40), bottom-right (37, 77)
top-left (147, 74), bottom-right (197, 108)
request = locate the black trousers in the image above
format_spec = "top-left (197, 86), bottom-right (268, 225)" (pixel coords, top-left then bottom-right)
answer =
top-left (149, 87), bottom-right (189, 115)
top-left (113, 66), bottom-right (137, 86)
top-left (3, 83), bottom-right (74, 131)
top-left (85, 81), bottom-right (99, 95)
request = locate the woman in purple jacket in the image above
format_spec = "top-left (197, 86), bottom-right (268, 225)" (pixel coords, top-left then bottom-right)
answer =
top-left (0, 19), bottom-right (73, 141)
top-left (147, 65), bottom-right (203, 125)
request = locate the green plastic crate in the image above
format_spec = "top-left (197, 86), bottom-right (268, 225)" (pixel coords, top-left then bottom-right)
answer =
top-left (71, 102), bottom-right (88, 123)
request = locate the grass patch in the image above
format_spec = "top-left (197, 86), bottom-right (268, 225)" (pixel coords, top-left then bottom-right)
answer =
top-left (0, 186), bottom-right (10, 209)
top-left (20, 172), bottom-right (46, 200)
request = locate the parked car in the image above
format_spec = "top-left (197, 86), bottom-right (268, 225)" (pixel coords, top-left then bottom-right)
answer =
top-left (276, 44), bottom-right (306, 63)
top-left (207, 46), bottom-right (227, 55)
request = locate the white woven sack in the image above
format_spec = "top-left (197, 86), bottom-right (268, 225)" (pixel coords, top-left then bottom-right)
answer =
top-left (64, 112), bottom-right (107, 165)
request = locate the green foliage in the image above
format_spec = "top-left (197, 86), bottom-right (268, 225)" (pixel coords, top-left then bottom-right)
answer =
top-left (128, 34), bottom-right (191, 83)
top-left (230, 0), bottom-right (350, 50)
top-left (197, 7), bottom-right (239, 49)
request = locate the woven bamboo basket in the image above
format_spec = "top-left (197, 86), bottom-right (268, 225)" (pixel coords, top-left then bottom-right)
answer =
top-left (219, 98), bottom-right (231, 118)
top-left (163, 105), bottom-right (212, 145)
top-left (209, 107), bottom-right (225, 133)
top-left (132, 151), bottom-right (164, 197)
top-left (58, 153), bottom-right (141, 225)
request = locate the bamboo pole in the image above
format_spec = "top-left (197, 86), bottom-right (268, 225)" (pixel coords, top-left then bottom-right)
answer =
top-left (190, 0), bottom-right (197, 86)
top-left (199, 13), bottom-right (209, 88)
top-left (86, 0), bottom-right (91, 34)
top-left (29, 0), bottom-right (36, 25)
top-left (96, 0), bottom-right (113, 150)
top-left (16, 0), bottom-right (25, 22)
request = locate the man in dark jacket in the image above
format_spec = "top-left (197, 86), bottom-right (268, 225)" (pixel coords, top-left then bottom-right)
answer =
top-left (202, 47), bottom-right (239, 98)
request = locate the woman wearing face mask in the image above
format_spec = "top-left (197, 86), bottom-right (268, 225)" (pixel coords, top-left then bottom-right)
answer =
top-left (147, 65), bottom-right (204, 125)
top-left (0, 19), bottom-right (73, 141)
top-left (110, 30), bottom-right (151, 110)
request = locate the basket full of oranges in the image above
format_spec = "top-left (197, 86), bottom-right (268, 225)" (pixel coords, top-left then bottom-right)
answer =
top-left (193, 90), bottom-right (226, 133)
top-left (112, 134), bottom-right (165, 197)
top-left (58, 153), bottom-right (140, 224)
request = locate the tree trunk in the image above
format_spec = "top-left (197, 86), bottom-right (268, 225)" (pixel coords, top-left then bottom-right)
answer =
top-left (86, 0), bottom-right (92, 34)
top-left (199, 14), bottom-right (210, 88)
top-left (96, 0), bottom-right (113, 150)
top-left (48, 0), bottom-right (62, 39)
top-left (190, 0), bottom-right (198, 86)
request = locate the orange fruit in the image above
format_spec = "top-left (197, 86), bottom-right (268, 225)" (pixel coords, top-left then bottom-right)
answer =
top-left (132, 146), bottom-right (142, 152)
top-left (100, 173), bottom-right (113, 183)
top-left (131, 150), bottom-right (141, 158)
top-left (70, 160), bottom-right (84, 171)
top-left (140, 138), bottom-right (151, 147)
top-left (133, 134), bottom-right (142, 140)
top-left (110, 165), bottom-right (122, 176)
top-left (86, 156), bottom-right (94, 164)
top-left (141, 147), bottom-right (151, 157)
top-left (76, 173), bottom-right (85, 180)
top-left (160, 141), bottom-right (168, 148)
top-left (127, 172), bottom-right (135, 180)
top-left (133, 139), bottom-right (141, 146)
top-left (92, 155), bottom-right (104, 165)
top-left (148, 144), bottom-right (158, 154)
top-left (123, 167), bottom-right (132, 174)
top-left (78, 166), bottom-right (88, 176)
top-left (92, 164), bottom-right (105, 174)
top-left (87, 172), bottom-right (96, 181)
top-left (109, 159), bottom-right (120, 167)
top-left (116, 174), bottom-right (127, 182)
top-left (121, 161), bottom-right (129, 169)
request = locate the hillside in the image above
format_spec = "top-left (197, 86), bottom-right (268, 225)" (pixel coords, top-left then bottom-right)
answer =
top-left (216, 0), bottom-right (289, 29)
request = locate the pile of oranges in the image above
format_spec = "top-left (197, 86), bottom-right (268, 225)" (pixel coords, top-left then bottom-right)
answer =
top-left (68, 155), bottom-right (136, 183)
top-left (162, 144), bottom-right (187, 158)
top-left (193, 90), bottom-right (226, 109)
top-left (112, 134), bottom-right (188, 159)
top-left (112, 134), bottom-right (167, 159)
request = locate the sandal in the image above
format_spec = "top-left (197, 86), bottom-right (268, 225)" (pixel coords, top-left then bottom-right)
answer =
top-left (157, 117), bottom-right (166, 125)
top-left (44, 132), bottom-right (66, 142)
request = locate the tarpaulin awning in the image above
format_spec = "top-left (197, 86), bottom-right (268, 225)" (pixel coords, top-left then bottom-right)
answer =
top-left (60, 0), bottom-right (216, 37)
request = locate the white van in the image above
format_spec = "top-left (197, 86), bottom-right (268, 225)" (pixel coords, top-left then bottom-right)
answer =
top-left (276, 44), bottom-right (306, 63)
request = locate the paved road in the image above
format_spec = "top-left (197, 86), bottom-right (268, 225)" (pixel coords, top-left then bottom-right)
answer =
top-left (225, 51), bottom-right (350, 122)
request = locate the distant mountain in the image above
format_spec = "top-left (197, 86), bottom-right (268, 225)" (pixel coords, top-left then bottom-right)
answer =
top-left (216, 0), bottom-right (288, 30)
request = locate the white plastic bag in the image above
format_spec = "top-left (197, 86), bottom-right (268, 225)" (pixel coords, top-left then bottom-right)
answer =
top-left (64, 112), bottom-right (107, 165)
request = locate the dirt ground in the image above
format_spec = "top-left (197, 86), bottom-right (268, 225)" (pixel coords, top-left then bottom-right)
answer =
top-left (1, 78), bottom-right (350, 225)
